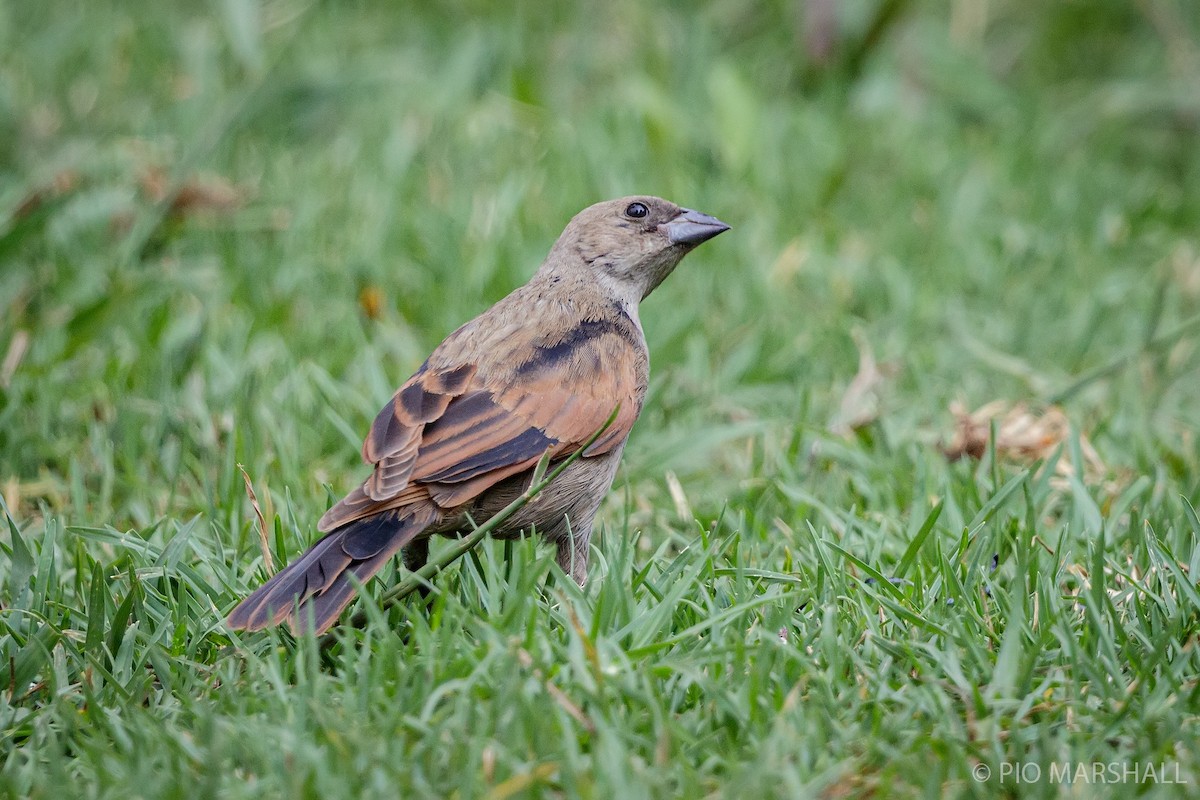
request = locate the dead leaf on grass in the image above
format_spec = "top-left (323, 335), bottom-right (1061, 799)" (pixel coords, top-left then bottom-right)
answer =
top-left (830, 329), bottom-right (898, 435)
top-left (11, 170), bottom-right (79, 221)
top-left (140, 167), bottom-right (245, 217)
top-left (941, 400), bottom-right (1107, 483)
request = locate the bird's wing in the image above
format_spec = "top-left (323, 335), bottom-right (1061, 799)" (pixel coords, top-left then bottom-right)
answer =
top-left (318, 320), bottom-right (642, 532)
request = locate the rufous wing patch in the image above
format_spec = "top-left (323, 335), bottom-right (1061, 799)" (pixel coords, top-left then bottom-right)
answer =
top-left (323, 316), bottom-right (641, 525)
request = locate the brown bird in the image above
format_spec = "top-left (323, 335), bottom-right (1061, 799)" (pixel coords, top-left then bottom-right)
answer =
top-left (226, 196), bottom-right (729, 633)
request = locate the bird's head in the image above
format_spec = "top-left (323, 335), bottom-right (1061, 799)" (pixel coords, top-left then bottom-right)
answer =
top-left (543, 196), bottom-right (730, 303)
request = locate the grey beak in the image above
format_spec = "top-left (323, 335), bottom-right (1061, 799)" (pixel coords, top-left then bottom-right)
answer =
top-left (664, 208), bottom-right (731, 246)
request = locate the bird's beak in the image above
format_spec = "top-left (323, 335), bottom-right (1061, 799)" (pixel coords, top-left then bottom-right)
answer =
top-left (663, 208), bottom-right (731, 246)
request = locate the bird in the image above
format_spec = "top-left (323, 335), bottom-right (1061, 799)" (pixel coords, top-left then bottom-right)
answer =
top-left (226, 196), bottom-right (729, 633)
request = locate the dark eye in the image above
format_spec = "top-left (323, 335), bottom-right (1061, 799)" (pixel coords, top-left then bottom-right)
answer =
top-left (625, 202), bottom-right (648, 219)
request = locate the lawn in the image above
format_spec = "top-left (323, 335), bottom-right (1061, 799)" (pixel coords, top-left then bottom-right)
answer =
top-left (2, 1), bottom-right (1199, 797)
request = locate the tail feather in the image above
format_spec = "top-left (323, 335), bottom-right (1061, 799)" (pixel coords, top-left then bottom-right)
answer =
top-left (228, 534), bottom-right (350, 630)
top-left (226, 506), bottom-right (433, 633)
top-left (293, 543), bottom-right (403, 633)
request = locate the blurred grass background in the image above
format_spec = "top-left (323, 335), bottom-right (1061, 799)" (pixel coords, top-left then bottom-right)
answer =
top-left (2, 1), bottom-right (1199, 797)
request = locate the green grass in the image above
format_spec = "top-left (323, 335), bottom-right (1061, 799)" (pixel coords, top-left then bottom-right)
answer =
top-left (3, 1), bottom-right (1200, 797)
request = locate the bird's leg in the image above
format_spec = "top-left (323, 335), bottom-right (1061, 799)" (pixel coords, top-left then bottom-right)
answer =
top-left (554, 526), bottom-right (591, 586)
top-left (402, 536), bottom-right (432, 601)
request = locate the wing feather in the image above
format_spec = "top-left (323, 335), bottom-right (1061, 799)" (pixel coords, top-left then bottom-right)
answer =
top-left (319, 313), bottom-right (643, 532)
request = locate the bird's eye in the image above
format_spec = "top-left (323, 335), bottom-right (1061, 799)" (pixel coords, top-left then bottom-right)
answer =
top-left (625, 202), bottom-right (648, 219)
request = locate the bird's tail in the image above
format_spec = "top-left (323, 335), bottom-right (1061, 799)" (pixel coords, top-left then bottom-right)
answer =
top-left (226, 505), bottom-right (435, 634)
